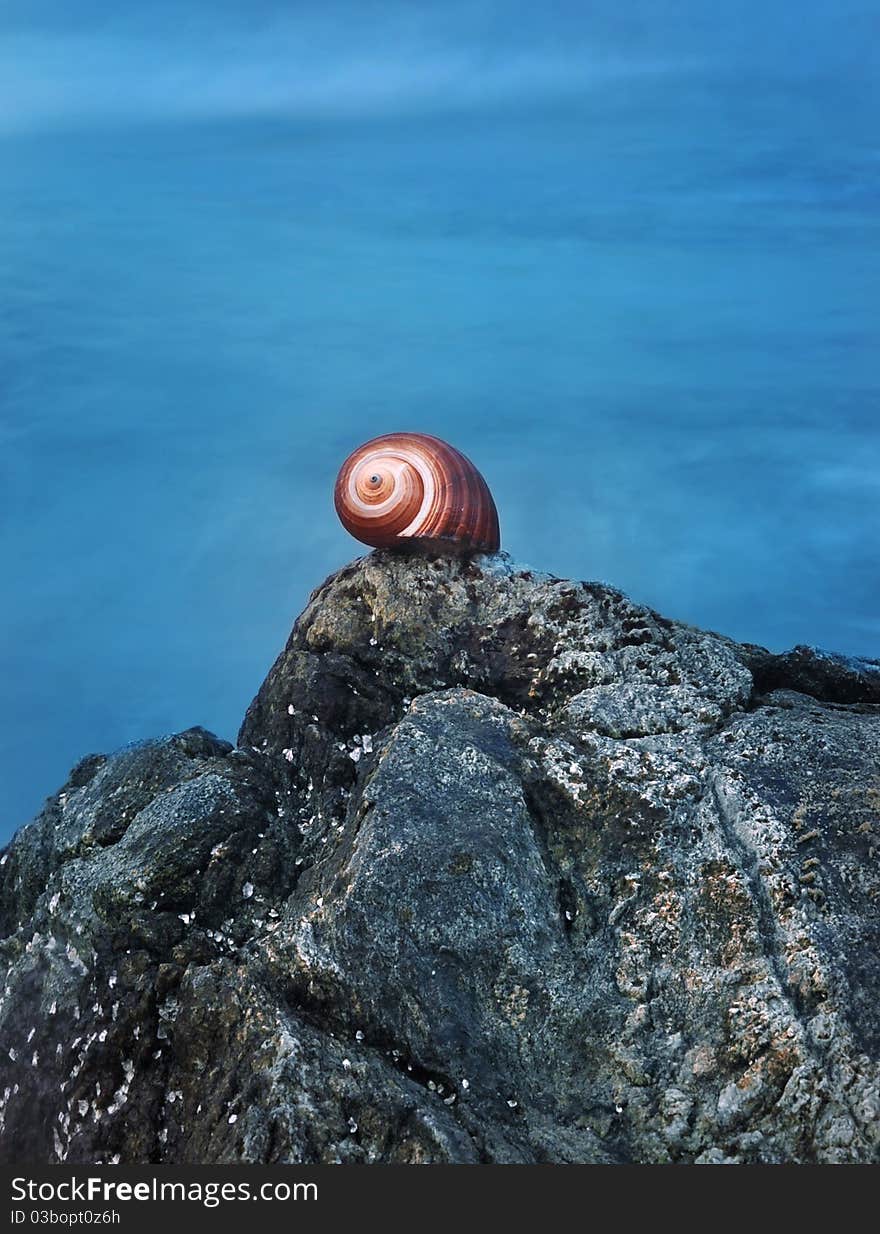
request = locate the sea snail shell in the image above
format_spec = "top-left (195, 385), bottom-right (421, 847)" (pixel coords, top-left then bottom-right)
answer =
top-left (334, 432), bottom-right (501, 553)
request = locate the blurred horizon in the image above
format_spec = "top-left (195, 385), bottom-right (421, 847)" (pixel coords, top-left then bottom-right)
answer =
top-left (2, 1), bottom-right (878, 839)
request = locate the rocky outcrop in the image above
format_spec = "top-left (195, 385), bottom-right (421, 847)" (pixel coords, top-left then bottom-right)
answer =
top-left (1, 551), bottom-right (879, 1164)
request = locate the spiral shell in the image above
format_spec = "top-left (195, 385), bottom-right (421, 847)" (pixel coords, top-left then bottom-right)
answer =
top-left (334, 432), bottom-right (501, 553)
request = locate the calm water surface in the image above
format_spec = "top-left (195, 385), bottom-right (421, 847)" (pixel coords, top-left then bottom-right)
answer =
top-left (1, 3), bottom-right (878, 838)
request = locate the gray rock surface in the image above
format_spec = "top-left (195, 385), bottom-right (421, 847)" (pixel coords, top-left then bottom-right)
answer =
top-left (2, 551), bottom-right (879, 1163)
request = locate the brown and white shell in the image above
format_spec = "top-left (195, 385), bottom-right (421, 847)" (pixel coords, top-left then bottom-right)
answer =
top-left (334, 432), bottom-right (500, 553)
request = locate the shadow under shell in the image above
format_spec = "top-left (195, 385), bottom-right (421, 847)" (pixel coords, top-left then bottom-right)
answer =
top-left (383, 535), bottom-right (501, 558)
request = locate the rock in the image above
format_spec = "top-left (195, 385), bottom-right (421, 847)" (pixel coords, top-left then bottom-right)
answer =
top-left (1, 551), bottom-right (878, 1164)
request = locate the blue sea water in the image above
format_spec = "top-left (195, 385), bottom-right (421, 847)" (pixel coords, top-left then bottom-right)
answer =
top-left (1, 2), bottom-right (879, 840)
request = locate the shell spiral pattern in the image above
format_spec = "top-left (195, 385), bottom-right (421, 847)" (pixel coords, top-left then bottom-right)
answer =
top-left (334, 432), bottom-right (501, 553)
